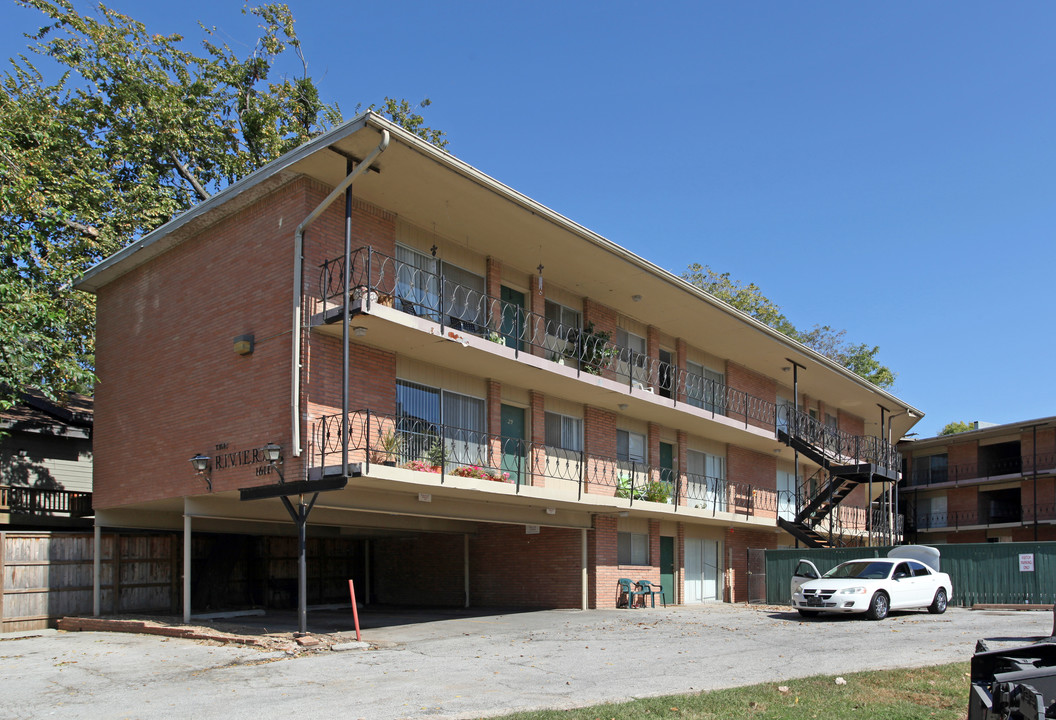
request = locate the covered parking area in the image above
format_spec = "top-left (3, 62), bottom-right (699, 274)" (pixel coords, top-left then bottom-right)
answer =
top-left (91, 475), bottom-right (604, 627)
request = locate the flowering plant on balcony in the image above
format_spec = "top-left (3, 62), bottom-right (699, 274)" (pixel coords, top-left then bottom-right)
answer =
top-left (404, 460), bottom-right (441, 473)
top-left (452, 465), bottom-right (511, 482)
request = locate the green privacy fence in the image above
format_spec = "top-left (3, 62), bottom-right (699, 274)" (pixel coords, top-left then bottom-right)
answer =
top-left (763, 542), bottom-right (1056, 607)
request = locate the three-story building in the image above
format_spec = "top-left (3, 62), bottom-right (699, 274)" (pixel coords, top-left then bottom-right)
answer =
top-left (77, 113), bottom-right (921, 616)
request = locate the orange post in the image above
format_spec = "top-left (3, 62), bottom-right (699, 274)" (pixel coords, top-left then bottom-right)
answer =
top-left (348, 579), bottom-right (362, 641)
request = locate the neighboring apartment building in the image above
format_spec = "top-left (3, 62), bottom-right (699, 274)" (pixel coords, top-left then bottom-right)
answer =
top-left (0, 391), bottom-right (93, 528)
top-left (76, 113), bottom-right (920, 615)
top-left (900, 417), bottom-right (1056, 543)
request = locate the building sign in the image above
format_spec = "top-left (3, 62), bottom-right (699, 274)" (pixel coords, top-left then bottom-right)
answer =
top-left (525, 525), bottom-right (540, 535)
top-left (213, 442), bottom-right (276, 477)
top-left (1019, 554), bottom-right (1035, 572)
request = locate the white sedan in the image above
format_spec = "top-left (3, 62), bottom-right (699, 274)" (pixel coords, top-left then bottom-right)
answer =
top-left (790, 546), bottom-right (953, 621)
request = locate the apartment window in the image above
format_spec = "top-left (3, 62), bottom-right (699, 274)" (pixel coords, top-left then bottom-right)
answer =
top-left (442, 263), bottom-right (486, 334)
top-left (395, 244), bottom-right (440, 320)
top-left (687, 362), bottom-right (726, 415)
top-left (396, 379), bottom-right (486, 466)
top-left (395, 244), bottom-right (486, 333)
top-left (614, 329), bottom-right (648, 385)
top-left (544, 412), bottom-right (582, 452)
top-left (617, 429), bottom-right (646, 463)
top-left (687, 449), bottom-right (726, 511)
top-left (544, 301), bottom-right (580, 336)
top-left (618, 532), bottom-right (649, 565)
top-left (913, 454), bottom-right (947, 485)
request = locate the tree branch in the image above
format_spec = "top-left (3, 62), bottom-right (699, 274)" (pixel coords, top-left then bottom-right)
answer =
top-left (168, 149), bottom-right (211, 202)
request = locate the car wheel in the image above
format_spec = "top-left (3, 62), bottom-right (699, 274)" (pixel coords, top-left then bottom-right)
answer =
top-left (797, 609), bottom-right (819, 618)
top-left (865, 592), bottom-right (889, 621)
top-left (928, 588), bottom-right (948, 615)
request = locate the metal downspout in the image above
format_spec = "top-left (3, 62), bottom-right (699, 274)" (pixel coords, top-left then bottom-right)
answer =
top-left (290, 130), bottom-right (390, 460)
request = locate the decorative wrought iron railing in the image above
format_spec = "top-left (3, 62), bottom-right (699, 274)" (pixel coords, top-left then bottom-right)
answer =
top-left (909, 503), bottom-right (1056, 532)
top-left (311, 409), bottom-right (786, 515)
top-left (318, 247), bottom-right (777, 429)
top-left (318, 246), bottom-right (900, 480)
top-left (907, 452), bottom-right (1056, 487)
top-left (779, 405), bottom-right (900, 475)
top-left (0, 485), bottom-right (93, 517)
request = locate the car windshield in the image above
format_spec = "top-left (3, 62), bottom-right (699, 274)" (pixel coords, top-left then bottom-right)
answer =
top-left (823, 561), bottom-right (891, 580)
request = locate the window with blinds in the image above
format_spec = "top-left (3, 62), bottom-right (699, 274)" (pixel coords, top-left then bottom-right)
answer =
top-left (544, 411), bottom-right (582, 452)
top-left (396, 380), bottom-right (486, 467)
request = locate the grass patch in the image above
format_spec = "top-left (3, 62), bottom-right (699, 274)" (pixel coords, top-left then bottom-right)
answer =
top-left (494, 662), bottom-right (970, 720)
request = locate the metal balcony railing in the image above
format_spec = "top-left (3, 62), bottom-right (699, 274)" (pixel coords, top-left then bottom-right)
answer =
top-left (0, 485), bottom-right (93, 517)
top-left (318, 247), bottom-right (777, 429)
top-left (909, 503), bottom-right (1056, 532)
top-left (318, 246), bottom-right (900, 476)
top-left (907, 452), bottom-right (1056, 487)
top-left (779, 405), bottom-right (900, 475)
top-left (310, 410), bottom-right (797, 517)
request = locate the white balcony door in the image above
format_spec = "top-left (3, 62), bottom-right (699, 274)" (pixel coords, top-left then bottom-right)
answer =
top-left (684, 537), bottom-right (721, 603)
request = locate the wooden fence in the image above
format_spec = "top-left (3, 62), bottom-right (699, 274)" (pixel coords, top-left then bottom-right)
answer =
top-left (0, 531), bottom-right (179, 632)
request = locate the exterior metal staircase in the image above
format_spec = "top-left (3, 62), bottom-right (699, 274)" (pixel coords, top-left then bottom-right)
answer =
top-left (777, 407), bottom-right (901, 548)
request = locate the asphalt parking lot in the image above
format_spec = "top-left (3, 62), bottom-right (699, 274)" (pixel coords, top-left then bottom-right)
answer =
top-left (3, 604), bottom-right (1052, 720)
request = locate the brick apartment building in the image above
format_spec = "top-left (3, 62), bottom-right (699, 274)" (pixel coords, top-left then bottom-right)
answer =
top-left (900, 417), bottom-right (1056, 543)
top-left (76, 113), bottom-right (921, 618)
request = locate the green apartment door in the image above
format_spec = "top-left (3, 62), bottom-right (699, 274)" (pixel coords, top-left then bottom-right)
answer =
top-left (500, 404), bottom-right (526, 484)
top-left (660, 536), bottom-right (674, 604)
top-left (499, 286), bottom-right (525, 351)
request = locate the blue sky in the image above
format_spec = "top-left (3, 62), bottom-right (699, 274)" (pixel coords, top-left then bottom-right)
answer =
top-left (4, 1), bottom-right (1054, 437)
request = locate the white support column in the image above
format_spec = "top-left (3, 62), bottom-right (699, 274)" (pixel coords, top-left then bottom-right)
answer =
top-left (581, 529), bottom-right (588, 610)
top-left (463, 534), bottom-right (470, 608)
top-left (93, 523), bottom-right (101, 616)
top-left (183, 514), bottom-right (192, 624)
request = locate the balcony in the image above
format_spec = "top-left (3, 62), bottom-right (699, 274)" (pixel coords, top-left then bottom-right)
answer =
top-left (0, 485), bottom-right (93, 521)
top-left (910, 504), bottom-right (1056, 533)
top-left (315, 247), bottom-right (777, 430)
top-left (308, 409), bottom-right (788, 522)
top-left (906, 452), bottom-right (1056, 488)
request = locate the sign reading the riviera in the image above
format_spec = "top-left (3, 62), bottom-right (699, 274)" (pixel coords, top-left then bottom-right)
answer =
top-left (213, 443), bottom-right (277, 477)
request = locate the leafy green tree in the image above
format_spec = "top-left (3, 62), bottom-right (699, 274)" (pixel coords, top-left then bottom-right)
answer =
top-left (682, 264), bottom-right (896, 389)
top-left (940, 421), bottom-right (973, 435)
top-left (0, 0), bottom-right (444, 410)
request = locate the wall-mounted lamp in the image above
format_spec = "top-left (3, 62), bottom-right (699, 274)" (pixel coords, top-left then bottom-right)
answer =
top-left (545, 507), bottom-right (556, 515)
top-left (190, 454), bottom-right (212, 491)
top-left (353, 326), bottom-right (368, 337)
top-left (263, 442), bottom-right (285, 483)
top-left (233, 334), bottom-right (254, 355)
top-left (631, 294), bottom-right (642, 303)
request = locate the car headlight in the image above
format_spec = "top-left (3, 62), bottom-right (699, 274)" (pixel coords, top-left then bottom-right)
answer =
top-left (838, 586), bottom-right (867, 595)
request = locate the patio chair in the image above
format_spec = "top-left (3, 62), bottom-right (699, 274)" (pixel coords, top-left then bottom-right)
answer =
top-left (635, 580), bottom-right (666, 608)
top-left (617, 578), bottom-right (646, 609)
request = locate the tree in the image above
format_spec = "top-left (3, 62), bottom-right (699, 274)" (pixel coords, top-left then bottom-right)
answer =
top-left (940, 421), bottom-right (973, 435)
top-left (0, 0), bottom-right (445, 410)
top-left (682, 263), bottom-right (896, 389)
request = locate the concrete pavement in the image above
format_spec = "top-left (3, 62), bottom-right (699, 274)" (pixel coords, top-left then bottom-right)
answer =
top-left (2, 604), bottom-right (1050, 719)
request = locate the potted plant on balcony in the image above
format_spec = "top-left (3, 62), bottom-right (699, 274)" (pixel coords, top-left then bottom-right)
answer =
top-left (569, 322), bottom-right (617, 375)
top-left (372, 431), bottom-right (402, 466)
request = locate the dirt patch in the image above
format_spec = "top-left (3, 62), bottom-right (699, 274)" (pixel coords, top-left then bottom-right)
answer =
top-left (56, 615), bottom-right (367, 654)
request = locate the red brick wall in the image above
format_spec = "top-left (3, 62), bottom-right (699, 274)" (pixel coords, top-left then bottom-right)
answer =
top-left (591, 514), bottom-right (618, 607)
top-left (948, 440), bottom-right (978, 472)
top-left (726, 362), bottom-right (777, 430)
top-left (370, 533), bottom-right (466, 606)
top-left (94, 178), bottom-right (315, 507)
top-left (838, 411), bottom-right (865, 437)
top-left (470, 525), bottom-right (583, 607)
top-left (947, 486), bottom-right (978, 517)
top-left (585, 406), bottom-right (617, 497)
top-left (725, 527), bottom-right (777, 603)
